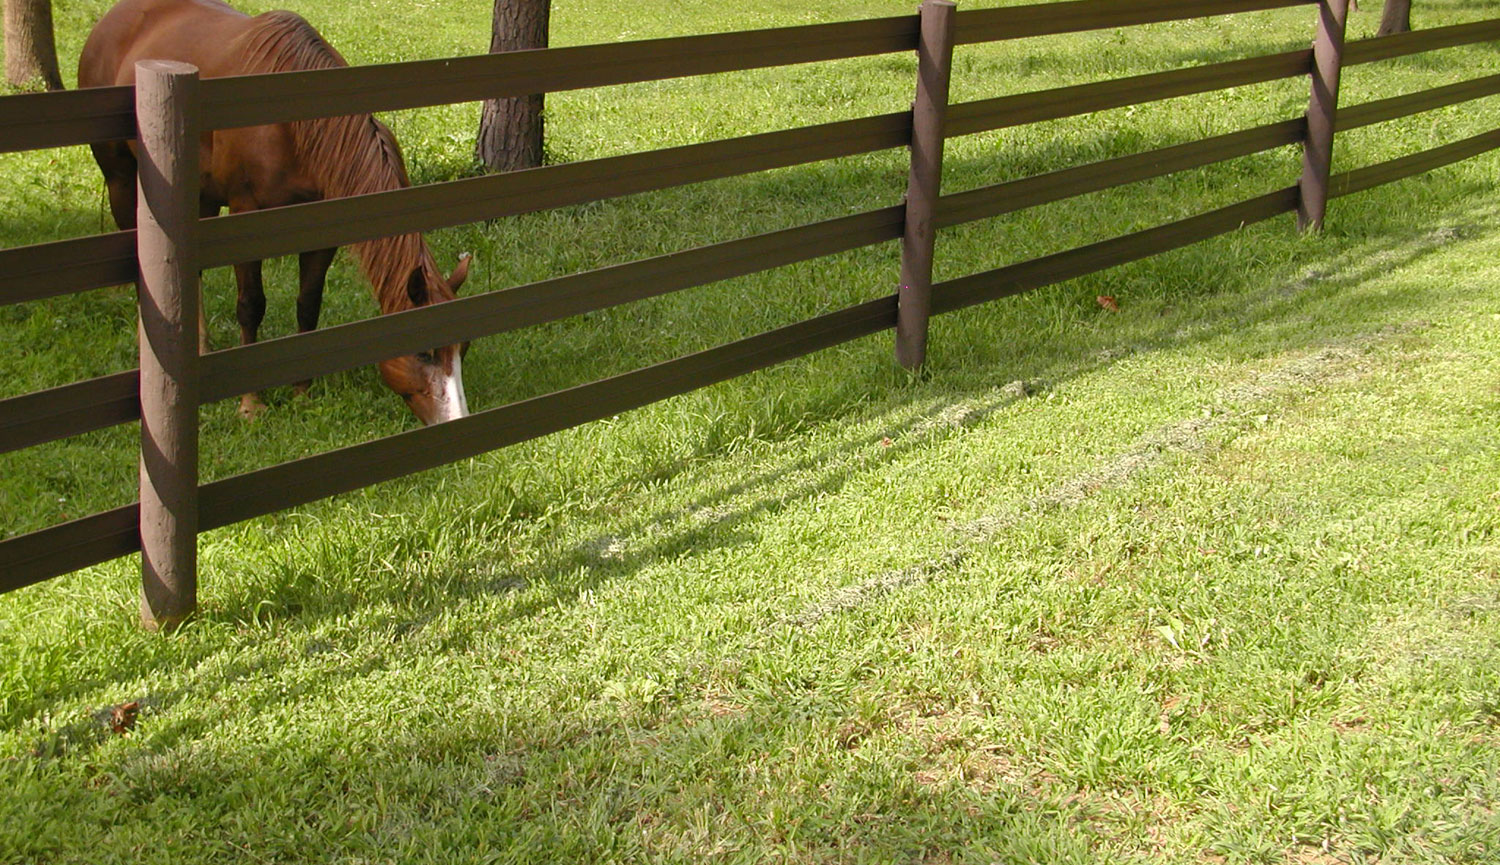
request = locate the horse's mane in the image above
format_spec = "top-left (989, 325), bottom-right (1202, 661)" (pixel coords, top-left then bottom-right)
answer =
top-left (234, 11), bottom-right (449, 312)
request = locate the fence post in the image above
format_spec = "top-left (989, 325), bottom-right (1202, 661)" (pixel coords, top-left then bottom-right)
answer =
top-left (1298, 0), bottom-right (1350, 232)
top-left (895, 0), bottom-right (957, 370)
top-left (135, 60), bottom-right (201, 630)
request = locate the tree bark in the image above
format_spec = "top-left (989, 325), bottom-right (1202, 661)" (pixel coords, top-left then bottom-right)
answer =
top-left (1377, 0), bottom-right (1411, 36)
top-left (3, 0), bottom-right (63, 91)
top-left (476, 0), bottom-right (550, 172)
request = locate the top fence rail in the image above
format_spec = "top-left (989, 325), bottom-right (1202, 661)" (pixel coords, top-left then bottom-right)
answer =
top-left (953, 0), bottom-right (1313, 44)
top-left (0, 0), bottom-right (1313, 154)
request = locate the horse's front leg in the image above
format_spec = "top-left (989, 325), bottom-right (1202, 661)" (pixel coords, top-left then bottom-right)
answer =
top-left (234, 259), bottom-right (268, 419)
top-left (293, 247), bottom-right (336, 397)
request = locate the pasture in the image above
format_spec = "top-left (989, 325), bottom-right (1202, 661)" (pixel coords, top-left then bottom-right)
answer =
top-left (3, 0), bottom-right (1500, 861)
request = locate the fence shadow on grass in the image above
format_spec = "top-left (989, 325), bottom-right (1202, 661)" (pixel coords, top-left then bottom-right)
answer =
top-left (13, 184), bottom-right (1494, 770)
top-left (27, 190), bottom-right (1492, 783)
top-left (208, 180), bottom-right (1497, 636)
top-left (5, 125), bottom-right (1498, 753)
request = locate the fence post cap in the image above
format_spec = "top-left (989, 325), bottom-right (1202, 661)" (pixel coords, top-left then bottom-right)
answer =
top-left (135, 59), bottom-right (200, 76)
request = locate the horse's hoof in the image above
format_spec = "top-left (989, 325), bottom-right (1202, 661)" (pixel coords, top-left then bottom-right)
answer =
top-left (238, 395), bottom-right (267, 420)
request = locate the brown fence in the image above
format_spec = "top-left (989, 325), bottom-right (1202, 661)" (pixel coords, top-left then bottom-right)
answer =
top-left (2, 0), bottom-right (1498, 625)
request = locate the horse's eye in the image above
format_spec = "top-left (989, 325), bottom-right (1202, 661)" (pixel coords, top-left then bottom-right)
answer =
top-left (416, 351), bottom-right (435, 364)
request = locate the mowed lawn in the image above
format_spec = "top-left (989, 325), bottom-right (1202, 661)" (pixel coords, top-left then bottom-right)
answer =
top-left (4, 0), bottom-right (1500, 862)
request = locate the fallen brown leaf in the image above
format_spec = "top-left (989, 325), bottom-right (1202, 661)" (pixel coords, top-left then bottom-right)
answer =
top-left (107, 701), bottom-right (140, 735)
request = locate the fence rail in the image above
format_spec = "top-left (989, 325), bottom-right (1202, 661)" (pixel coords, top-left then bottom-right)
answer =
top-left (1345, 17), bottom-right (1500, 65)
top-left (953, 0), bottom-right (1315, 43)
top-left (0, 230), bottom-right (136, 305)
top-left (2, 0), bottom-right (1498, 624)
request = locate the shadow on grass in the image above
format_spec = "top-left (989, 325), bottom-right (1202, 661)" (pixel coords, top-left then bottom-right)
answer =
top-left (405, 197), bottom-right (1489, 632)
top-left (4, 121), bottom-right (1498, 753)
top-left (12, 186), bottom-right (1479, 763)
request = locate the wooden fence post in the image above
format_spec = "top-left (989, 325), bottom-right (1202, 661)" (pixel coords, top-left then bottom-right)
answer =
top-left (895, 0), bottom-right (957, 370)
top-left (1298, 0), bottom-right (1350, 232)
top-left (135, 60), bottom-right (201, 630)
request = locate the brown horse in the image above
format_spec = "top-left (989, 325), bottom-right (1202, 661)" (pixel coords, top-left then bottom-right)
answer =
top-left (79, 0), bottom-right (471, 425)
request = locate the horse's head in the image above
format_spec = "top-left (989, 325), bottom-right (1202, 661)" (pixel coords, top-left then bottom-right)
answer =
top-left (378, 254), bottom-right (472, 425)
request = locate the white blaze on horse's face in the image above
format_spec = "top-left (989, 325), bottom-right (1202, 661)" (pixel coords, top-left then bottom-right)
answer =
top-left (377, 344), bottom-right (469, 426)
top-left (426, 348), bottom-right (468, 424)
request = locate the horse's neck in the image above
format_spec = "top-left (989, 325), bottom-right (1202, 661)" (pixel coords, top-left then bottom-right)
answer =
top-left (351, 233), bottom-right (440, 315)
top-left (298, 114), bottom-right (438, 314)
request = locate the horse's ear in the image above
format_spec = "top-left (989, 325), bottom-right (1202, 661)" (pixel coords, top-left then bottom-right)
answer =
top-left (448, 253), bottom-right (471, 293)
top-left (405, 266), bottom-right (427, 306)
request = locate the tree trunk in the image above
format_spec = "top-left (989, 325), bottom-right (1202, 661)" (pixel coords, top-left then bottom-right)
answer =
top-left (1377, 0), bottom-right (1411, 36)
top-left (476, 0), bottom-right (550, 172)
top-left (3, 0), bottom-right (63, 91)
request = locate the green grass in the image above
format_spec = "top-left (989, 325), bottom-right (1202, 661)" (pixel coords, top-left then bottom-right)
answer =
top-left (4, 0), bottom-right (1500, 861)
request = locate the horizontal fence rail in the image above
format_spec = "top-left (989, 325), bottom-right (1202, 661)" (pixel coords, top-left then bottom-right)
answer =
top-left (1339, 72), bottom-right (1500, 129)
top-left (1345, 18), bottom-right (1500, 66)
top-left (199, 207), bottom-right (908, 403)
top-left (199, 112), bottom-right (911, 268)
top-left (198, 17), bottom-right (923, 132)
top-left (207, 118), bottom-right (1309, 403)
top-left (1330, 128), bottom-right (1500, 197)
top-left (937, 118), bottom-right (1306, 228)
top-left (0, 505), bottom-right (139, 595)
top-left (0, 47), bottom-right (1319, 309)
top-left (0, 85), bottom-right (134, 155)
top-left (200, 47), bottom-right (1317, 270)
top-left (0, 297), bottom-right (904, 591)
top-left (1, 10), bottom-right (1486, 158)
top-left (0, 371), bottom-right (138, 455)
top-left (0, 231), bottom-right (136, 307)
top-left (948, 49), bottom-right (1312, 137)
top-left (934, 187), bottom-right (1300, 314)
top-left (0, 18), bottom-right (918, 154)
top-left (954, 0), bottom-right (1314, 44)
top-left (0, 0), bottom-right (1317, 154)
top-left (197, 298), bottom-right (900, 531)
